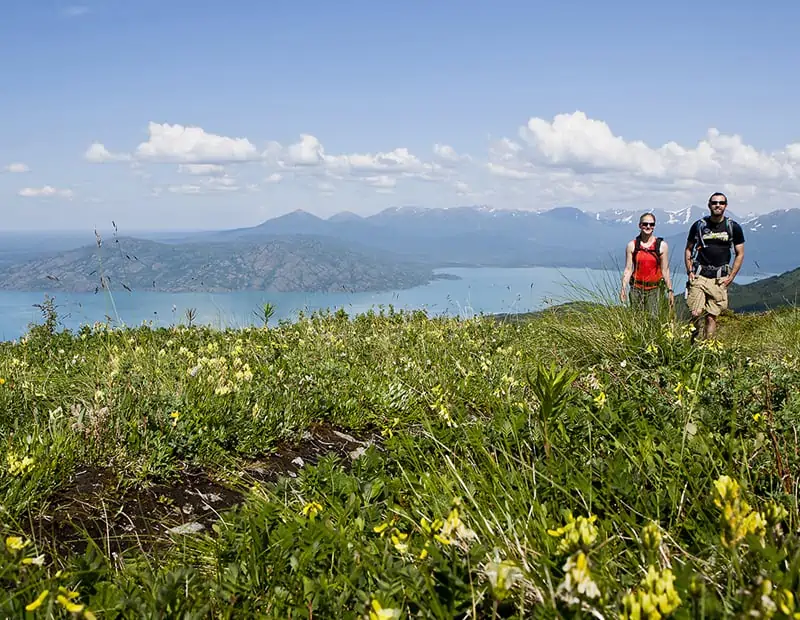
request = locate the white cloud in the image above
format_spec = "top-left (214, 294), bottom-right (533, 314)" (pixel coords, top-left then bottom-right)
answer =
top-left (86, 123), bottom-right (259, 165)
top-left (480, 110), bottom-right (800, 209)
top-left (4, 163), bottom-right (29, 173)
top-left (434, 144), bottom-right (471, 165)
top-left (178, 163), bottom-right (225, 176)
top-left (136, 122), bottom-right (259, 163)
top-left (83, 113), bottom-right (800, 214)
top-left (165, 175), bottom-right (239, 195)
top-left (85, 143), bottom-right (130, 163)
top-left (274, 135), bottom-right (453, 197)
top-left (85, 123), bottom-right (445, 196)
top-left (486, 162), bottom-right (535, 180)
top-left (285, 134), bottom-right (326, 166)
top-left (328, 147), bottom-right (430, 177)
top-left (503, 111), bottom-right (800, 186)
top-left (364, 175), bottom-right (396, 189)
top-left (19, 186), bottom-right (73, 198)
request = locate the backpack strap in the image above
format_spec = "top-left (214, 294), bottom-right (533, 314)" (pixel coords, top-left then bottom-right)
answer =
top-left (725, 217), bottom-right (734, 256)
top-left (633, 236), bottom-right (662, 263)
top-left (630, 236), bottom-right (663, 285)
top-left (693, 218), bottom-right (707, 248)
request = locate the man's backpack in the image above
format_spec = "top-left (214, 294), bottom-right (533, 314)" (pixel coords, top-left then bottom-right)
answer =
top-left (690, 216), bottom-right (734, 264)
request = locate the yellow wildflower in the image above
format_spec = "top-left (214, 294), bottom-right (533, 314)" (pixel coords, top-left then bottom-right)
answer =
top-left (430, 384), bottom-right (456, 427)
top-left (485, 556), bottom-right (523, 601)
top-left (641, 521), bottom-right (662, 551)
top-left (300, 501), bottom-right (323, 519)
top-left (593, 391), bottom-right (607, 408)
top-left (712, 475), bottom-right (766, 548)
top-left (58, 586), bottom-right (80, 599)
top-left (547, 512), bottom-right (598, 555)
top-left (25, 590), bottom-right (49, 612)
top-left (435, 506), bottom-right (477, 546)
top-left (672, 382), bottom-right (685, 407)
top-left (369, 599), bottom-right (401, 620)
top-left (57, 594), bottom-right (84, 613)
top-left (777, 589), bottom-right (800, 618)
top-left (558, 551), bottom-right (600, 600)
top-left (22, 554), bottom-right (46, 566)
top-left (764, 502), bottom-right (788, 528)
top-left (5, 536), bottom-right (29, 552)
top-left (621, 565), bottom-right (681, 619)
top-left (6, 452), bottom-right (35, 476)
top-left (214, 383), bottom-right (232, 396)
top-left (391, 531), bottom-right (409, 554)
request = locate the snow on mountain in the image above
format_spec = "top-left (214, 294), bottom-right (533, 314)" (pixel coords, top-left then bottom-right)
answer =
top-left (665, 206), bottom-right (696, 224)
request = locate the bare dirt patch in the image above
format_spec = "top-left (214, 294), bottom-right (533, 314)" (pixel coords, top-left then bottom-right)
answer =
top-left (242, 424), bottom-right (375, 483)
top-left (27, 423), bottom-right (377, 555)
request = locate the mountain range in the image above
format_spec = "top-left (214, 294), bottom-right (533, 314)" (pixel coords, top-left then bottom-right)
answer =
top-left (181, 203), bottom-right (798, 274)
top-left (1, 204), bottom-right (798, 294)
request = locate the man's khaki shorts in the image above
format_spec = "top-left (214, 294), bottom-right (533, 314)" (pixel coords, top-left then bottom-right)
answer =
top-left (686, 275), bottom-right (728, 316)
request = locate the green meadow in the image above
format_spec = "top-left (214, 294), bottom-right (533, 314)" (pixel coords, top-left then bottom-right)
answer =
top-left (1, 298), bottom-right (800, 618)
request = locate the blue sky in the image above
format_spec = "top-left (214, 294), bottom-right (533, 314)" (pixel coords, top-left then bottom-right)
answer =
top-left (1, 0), bottom-right (799, 231)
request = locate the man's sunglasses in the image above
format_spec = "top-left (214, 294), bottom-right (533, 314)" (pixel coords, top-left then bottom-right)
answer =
top-left (710, 200), bottom-right (727, 206)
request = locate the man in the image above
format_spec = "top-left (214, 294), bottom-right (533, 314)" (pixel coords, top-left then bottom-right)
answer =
top-left (684, 192), bottom-right (745, 340)
top-left (620, 212), bottom-right (674, 317)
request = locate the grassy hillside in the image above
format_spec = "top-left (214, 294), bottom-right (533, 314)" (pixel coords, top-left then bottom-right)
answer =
top-left (728, 267), bottom-right (800, 312)
top-left (1, 301), bottom-right (800, 617)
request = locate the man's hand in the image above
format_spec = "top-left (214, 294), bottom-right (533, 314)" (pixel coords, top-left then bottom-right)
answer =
top-left (721, 275), bottom-right (734, 287)
top-left (687, 272), bottom-right (697, 284)
top-left (668, 291), bottom-right (675, 307)
top-left (620, 288), bottom-right (627, 303)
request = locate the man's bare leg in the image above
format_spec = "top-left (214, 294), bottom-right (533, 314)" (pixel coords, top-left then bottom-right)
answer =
top-left (691, 310), bottom-right (704, 343)
top-left (705, 314), bottom-right (718, 339)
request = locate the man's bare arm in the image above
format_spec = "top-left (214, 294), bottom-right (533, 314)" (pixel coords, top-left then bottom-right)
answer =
top-left (724, 243), bottom-right (745, 286)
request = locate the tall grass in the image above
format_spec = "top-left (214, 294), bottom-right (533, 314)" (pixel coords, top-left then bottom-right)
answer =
top-left (1, 298), bottom-right (799, 617)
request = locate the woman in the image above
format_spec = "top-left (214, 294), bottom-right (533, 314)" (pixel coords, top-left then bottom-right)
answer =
top-left (620, 212), bottom-right (674, 316)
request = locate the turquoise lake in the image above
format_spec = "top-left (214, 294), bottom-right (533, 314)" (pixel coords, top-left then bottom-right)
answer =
top-left (0, 267), bottom-right (770, 341)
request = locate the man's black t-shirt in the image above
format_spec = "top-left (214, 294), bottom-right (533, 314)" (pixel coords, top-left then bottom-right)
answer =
top-left (687, 217), bottom-right (745, 267)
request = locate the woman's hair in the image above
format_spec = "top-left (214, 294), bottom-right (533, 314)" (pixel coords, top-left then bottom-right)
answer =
top-left (638, 212), bottom-right (656, 224)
